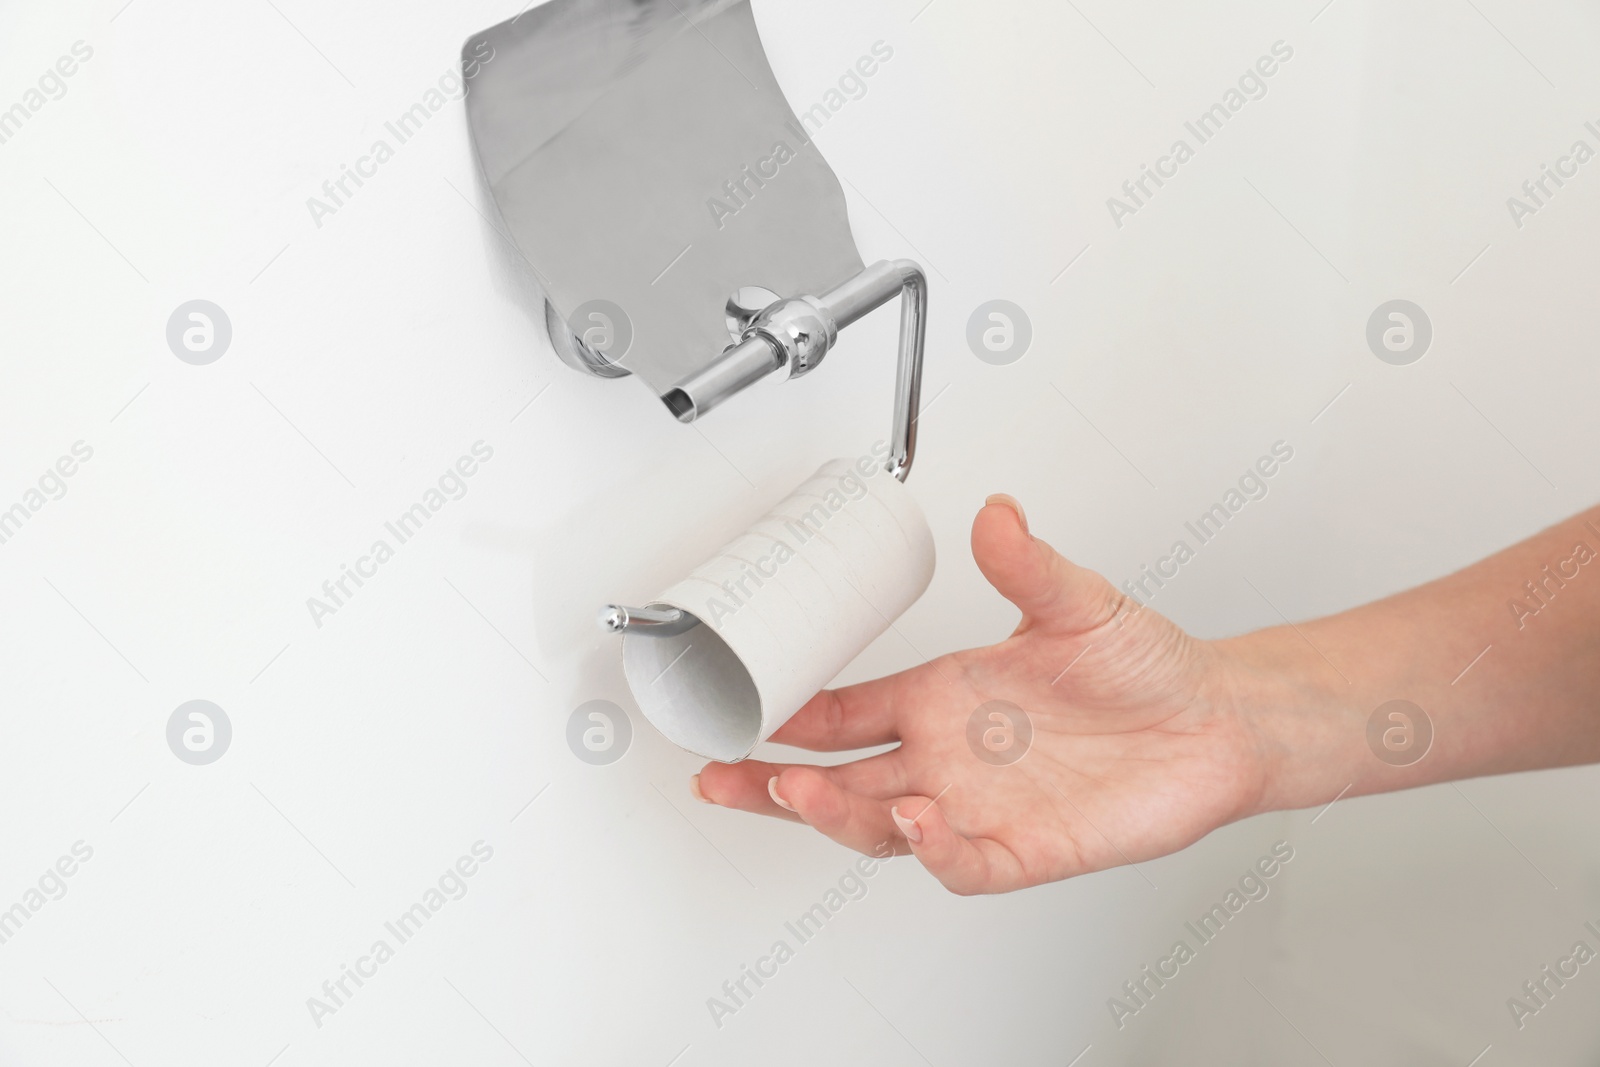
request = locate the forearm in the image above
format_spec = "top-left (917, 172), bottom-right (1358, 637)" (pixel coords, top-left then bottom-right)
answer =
top-left (1220, 506), bottom-right (1600, 815)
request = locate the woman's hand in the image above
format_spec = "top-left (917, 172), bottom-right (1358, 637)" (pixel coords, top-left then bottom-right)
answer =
top-left (693, 496), bottom-right (1280, 895)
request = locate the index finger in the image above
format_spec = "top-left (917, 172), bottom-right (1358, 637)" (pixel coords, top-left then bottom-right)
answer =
top-left (768, 671), bottom-right (906, 751)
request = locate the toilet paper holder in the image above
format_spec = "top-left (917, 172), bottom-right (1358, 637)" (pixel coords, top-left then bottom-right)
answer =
top-left (461, 0), bottom-right (927, 453)
top-left (461, 0), bottom-right (931, 647)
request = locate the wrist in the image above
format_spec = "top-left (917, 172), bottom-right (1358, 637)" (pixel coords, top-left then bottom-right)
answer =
top-left (1211, 624), bottom-right (1367, 818)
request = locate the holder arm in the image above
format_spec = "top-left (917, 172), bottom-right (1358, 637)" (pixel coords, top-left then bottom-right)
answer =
top-left (661, 259), bottom-right (928, 482)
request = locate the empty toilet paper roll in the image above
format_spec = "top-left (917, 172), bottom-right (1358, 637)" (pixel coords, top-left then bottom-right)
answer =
top-left (621, 456), bottom-right (936, 762)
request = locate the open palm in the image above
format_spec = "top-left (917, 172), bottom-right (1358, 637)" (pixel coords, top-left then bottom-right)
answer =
top-left (694, 497), bottom-right (1274, 895)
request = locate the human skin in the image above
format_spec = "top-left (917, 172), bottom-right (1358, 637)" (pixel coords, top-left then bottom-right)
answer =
top-left (692, 496), bottom-right (1600, 895)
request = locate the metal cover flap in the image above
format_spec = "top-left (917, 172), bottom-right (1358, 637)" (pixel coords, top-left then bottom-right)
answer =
top-left (463, 0), bottom-right (866, 396)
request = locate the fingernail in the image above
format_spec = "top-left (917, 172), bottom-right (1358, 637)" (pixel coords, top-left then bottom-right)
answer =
top-left (768, 777), bottom-right (797, 812)
top-left (689, 774), bottom-right (711, 804)
top-left (985, 493), bottom-right (1029, 535)
top-left (891, 805), bottom-right (923, 844)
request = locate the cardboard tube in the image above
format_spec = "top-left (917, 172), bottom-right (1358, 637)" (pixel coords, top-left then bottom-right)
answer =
top-left (622, 457), bottom-right (936, 761)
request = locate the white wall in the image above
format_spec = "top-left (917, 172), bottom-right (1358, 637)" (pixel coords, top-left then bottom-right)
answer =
top-left (1, 0), bottom-right (1597, 1063)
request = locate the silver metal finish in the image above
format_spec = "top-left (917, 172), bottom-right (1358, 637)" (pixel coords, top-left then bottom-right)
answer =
top-left (464, 1), bottom-right (931, 443)
top-left (661, 334), bottom-right (782, 422)
top-left (881, 262), bottom-right (928, 484)
top-left (661, 259), bottom-right (927, 482)
top-left (724, 286), bottom-right (783, 337)
top-left (819, 259), bottom-right (908, 328)
top-left (808, 258), bottom-right (927, 483)
top-left (599, 604), bottom-right (697, 637)
top-left (546, 300), bottom-right (630, 379)
top-left (462, 0), bottom-right (864, 401)
top-left (749, 298), bottom-right (837, 378)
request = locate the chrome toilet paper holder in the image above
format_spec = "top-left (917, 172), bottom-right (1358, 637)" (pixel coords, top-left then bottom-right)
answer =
top-left (462, 0), bottom-right (929, 643)
top-left (461, 0), bottom-right (926, 464)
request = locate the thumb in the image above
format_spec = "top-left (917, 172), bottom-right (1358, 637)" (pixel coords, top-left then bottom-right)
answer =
top-left (972, 494), bottom-right (1124, 635)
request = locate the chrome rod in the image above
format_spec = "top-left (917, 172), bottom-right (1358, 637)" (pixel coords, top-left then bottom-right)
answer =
top-left (818, 259), bottom-right (903, 329)
top-left (658, 260), bottom-right (928, 468)
top-left (660, 334), bottom-right (783, 422)
top-left (597, 604), bottom-right (697, 636)
top-left (815, 259), bottom-right (926, 482)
